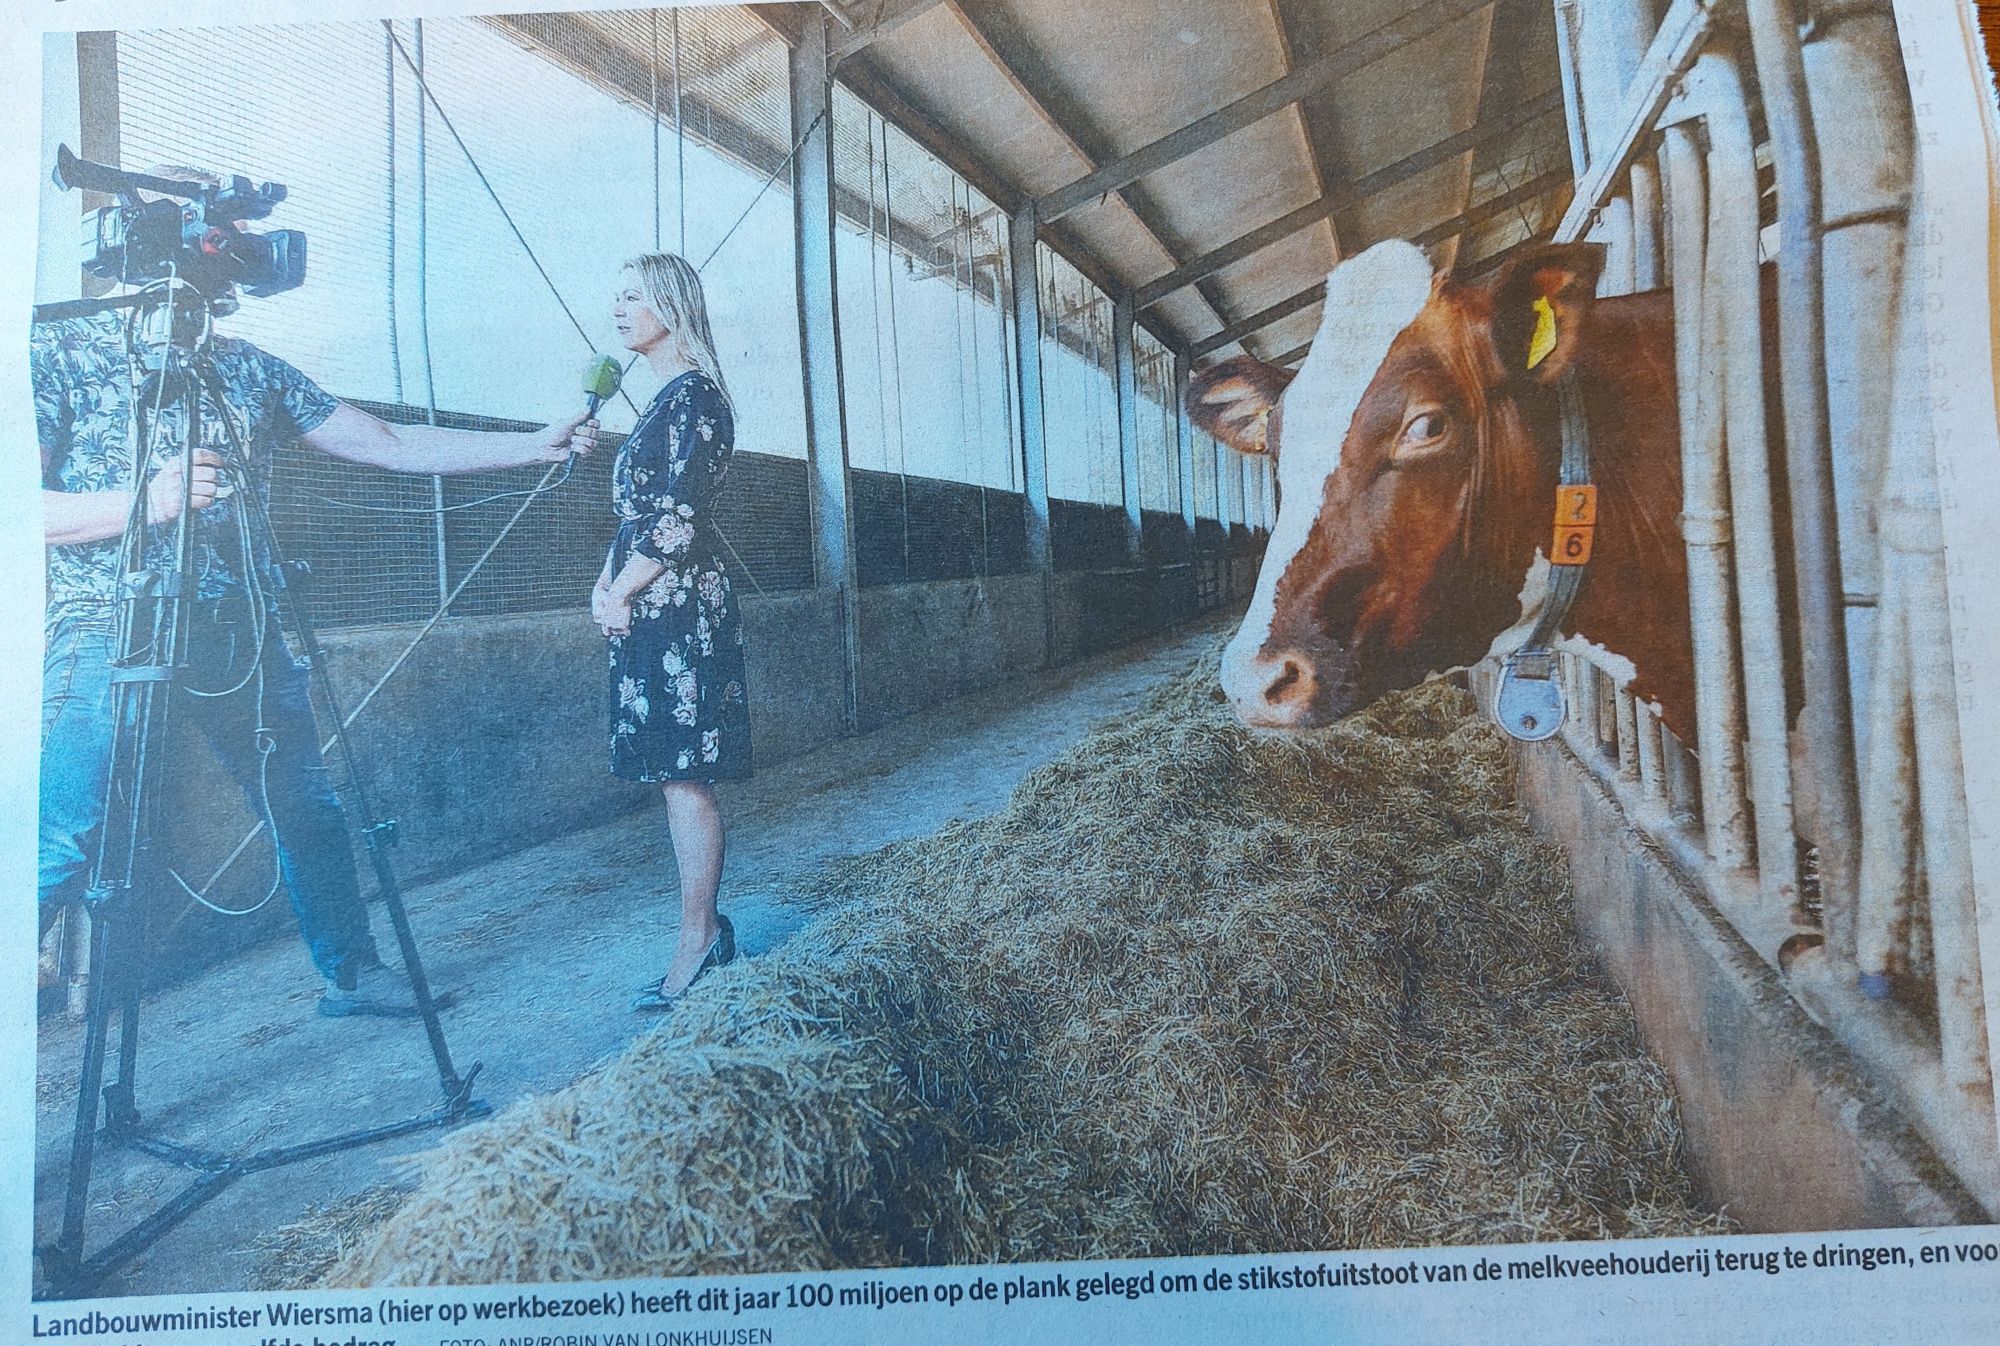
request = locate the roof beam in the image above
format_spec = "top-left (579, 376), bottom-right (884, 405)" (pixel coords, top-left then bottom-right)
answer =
top-left (829, 0), bottom-right (948, 63)
top-left (939, 0), bottom-right (1226, 337)
top-left (1037, 0), bottom-right (1496, 223)
top-left (1135, 90), bottom-right (1559, 309)
top-left (1411, 167), bottom-right (1568, 246)
top-left (1192, 281), bottom-right (1327, 358)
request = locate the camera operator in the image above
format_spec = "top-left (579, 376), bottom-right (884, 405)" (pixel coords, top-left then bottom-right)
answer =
top-left (36, 164), bottom-right (598, 1019)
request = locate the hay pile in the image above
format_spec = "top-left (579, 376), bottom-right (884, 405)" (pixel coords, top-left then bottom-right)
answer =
top-left (312, 647), bottom-right (1724, 1287)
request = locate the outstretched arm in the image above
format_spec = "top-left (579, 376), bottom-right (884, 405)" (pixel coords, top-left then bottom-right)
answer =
top-left (42, 451), bottom-right (224, 546)
top-left (302, 403), bottom-right (598, 474)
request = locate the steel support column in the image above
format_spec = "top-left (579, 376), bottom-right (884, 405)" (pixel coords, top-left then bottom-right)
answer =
top-left (789, 15), bottom-right (861, 729)
top-left (1007, 207), bottom-right (1055, 660)
top-left (1113, 293), bottom-right (1142, 560)
top-left (1173, 350), bottom-right (1197, 540)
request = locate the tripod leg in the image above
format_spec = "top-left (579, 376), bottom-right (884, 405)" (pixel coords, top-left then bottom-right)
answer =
top-left (55, 900), bottom-right (120, 1267)
top-left (198, 364), bottom-right (477, 1114)
top-left (105, 909), bottom-right (144, 1136)
top-left (362, 836), bottom-right (470, 1105)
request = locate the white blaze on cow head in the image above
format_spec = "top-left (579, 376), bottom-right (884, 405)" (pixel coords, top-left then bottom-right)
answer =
top-left (1190, 239), bottom-right (1606, 729)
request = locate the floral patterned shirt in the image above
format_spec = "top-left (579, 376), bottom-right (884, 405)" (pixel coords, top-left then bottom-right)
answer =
top-left (33, 310), bottom-right (339, 628)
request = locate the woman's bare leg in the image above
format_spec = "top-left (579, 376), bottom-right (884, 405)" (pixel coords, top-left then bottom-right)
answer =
top-left (656, 779), bottom-right (726, 995)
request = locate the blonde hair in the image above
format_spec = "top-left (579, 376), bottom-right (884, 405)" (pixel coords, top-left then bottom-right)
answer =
top-left (623, 253), bottom-right (732, 412)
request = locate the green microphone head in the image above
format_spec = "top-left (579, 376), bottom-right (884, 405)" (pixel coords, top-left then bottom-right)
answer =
top-left (582, 354), bottom-right (623, 413)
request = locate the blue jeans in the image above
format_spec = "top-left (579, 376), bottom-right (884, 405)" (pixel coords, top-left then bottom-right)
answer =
top-left (39, 605), bottom-right (379, 982)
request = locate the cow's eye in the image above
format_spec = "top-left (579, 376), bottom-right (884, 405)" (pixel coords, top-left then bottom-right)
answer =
top-left (1391, 408), bottom-right (1453, 462)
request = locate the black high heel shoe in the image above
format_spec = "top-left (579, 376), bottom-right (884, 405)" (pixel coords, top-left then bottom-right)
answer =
top-left (632, 913), bottom-right (736, 1013)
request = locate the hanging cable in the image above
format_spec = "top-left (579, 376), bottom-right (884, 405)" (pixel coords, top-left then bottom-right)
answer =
top-left (948, 178), bottom-right (971, 492)
top-left (414, 20), bottom-right (451, 604)
top-left (673, 6), bottom-right (686, 256)
top-left (386, 29), bottom-right (403, 407)
top-left (650, 9), bottom-right (662, 252)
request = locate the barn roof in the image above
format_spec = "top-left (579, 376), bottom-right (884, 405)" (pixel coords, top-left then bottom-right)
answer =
top-left (507, 0), bottom-right (1575, 367)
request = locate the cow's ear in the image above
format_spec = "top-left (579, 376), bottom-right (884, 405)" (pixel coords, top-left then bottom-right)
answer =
top-left (1483, 243), bottom-right (1605, 385)
top-left (1187, 355), bottom-right (1295, 455)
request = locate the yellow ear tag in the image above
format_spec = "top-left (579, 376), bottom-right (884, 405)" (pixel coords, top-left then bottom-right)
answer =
top-left (1526, 296), bottom-right (1558, 370)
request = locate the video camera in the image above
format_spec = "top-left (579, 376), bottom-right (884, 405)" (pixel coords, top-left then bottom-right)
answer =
top-left (52, 144), bottom-right (306, 300)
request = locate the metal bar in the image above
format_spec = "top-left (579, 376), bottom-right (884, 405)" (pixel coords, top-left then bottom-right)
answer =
top-left (1113, 293), bottom-right (1142, 559)
top-left (942, 0), bottom-right (1231, 341)
top-left (1745, 0), bottom-right (1863, 955)
top-left (1855, 561), bottom-right (1915, 997)
top-left (1555, 0), bottom-right (1717, 244)
top-left (1410, 168), bottom-right (1570, 247)
top-left (1661, 111), bottom-right (1751, 869)
top-left (789, 14), bottom-right (862, 728)
top-left (1132, 94), bottom-right (1559, 310)
top-left (1700, 53), bottom-right (1800, 905)
top-left (1630, 155), bottom-right (1664, 287)
top-left (829, 0), bottom-right (947, 62)
top-left (1009, 209), bottom-right (1054, 659)
top-left (1550, 0), bottom-right (1589, 178)
top-left (1636, 700), bottom-right (1667, 807)
top-left (1192, 281), bottom-right (1327, 358)
top-left (1038, 0), bottom-right (1497, 224)
top-left (1615, 688), bottom-right (1641, 782)
top-left (1173, 351), bottom-right (1197, 539)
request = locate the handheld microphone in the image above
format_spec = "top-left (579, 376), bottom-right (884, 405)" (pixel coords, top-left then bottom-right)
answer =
top-left (582, 355), bottom-right (623, 418)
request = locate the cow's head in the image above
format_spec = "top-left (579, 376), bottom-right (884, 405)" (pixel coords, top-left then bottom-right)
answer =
top-left (1191, 238), bottom-right (1605, 729)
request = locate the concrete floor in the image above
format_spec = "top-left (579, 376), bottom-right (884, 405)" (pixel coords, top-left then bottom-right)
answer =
top-left (33, 615), bottom-right (1233, 1299)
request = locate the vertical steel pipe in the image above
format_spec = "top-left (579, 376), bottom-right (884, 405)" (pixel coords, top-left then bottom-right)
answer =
top-left (1006, 210), bottom-right (1055, 660)
top-left (1661, 115), bottom-right (1752, 868)
top-left (1853, 570), bottom-right (1915, 998)
top-left (787, 14), bottom-right (862, 728)
top-left (1699, 52), bottom-right (1800, 908)
top-left (1636, 700), bottom-right (1668, 807)
top-left (1616, 688), bottom-right (1642, 781)
top-left (1881, 228), bottom-right (1992, 1096)
top-left (1744, 0), bottom-right (1864, 949)
top-left (1802, 0), bottom-right (1915, 764)
top-left (1113, 292), bottom-right (1143, 559)
top-left (1629, 155), bottom-right (1665, 288)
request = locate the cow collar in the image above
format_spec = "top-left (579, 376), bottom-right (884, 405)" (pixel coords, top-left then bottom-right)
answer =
top-left (1492, 367), bottom-right (1597, 742)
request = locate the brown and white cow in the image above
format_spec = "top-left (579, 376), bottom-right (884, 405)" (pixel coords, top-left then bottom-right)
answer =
top-left (1189, 239), bottom-right (1694, 743)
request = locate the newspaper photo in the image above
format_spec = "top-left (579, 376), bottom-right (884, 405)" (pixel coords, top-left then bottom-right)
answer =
top-left (3, 0), bottom-right (2000, 1341)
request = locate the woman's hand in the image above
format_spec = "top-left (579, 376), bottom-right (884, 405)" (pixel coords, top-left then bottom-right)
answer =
top-left (535, 412), bottom-right (599, 464)
top-left (592, 584), bottom-right (633, 638)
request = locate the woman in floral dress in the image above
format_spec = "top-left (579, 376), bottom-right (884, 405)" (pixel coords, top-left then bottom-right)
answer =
top-left (590, 253), bottom-right (751, 1011)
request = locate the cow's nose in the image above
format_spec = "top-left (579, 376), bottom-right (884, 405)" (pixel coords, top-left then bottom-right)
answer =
top-left (1220, 643), bottom-right (1320, 728)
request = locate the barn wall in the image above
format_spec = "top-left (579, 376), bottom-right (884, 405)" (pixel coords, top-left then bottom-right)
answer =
top-left (1508, 734), bottom-right (1991, 1229)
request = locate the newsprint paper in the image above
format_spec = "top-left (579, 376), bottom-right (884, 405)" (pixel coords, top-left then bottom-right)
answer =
top-left (5, 0), bottom-right (2000, 1341)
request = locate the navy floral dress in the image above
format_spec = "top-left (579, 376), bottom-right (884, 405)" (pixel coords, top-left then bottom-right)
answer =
top-left (608, 371), bottom-right (752, 783)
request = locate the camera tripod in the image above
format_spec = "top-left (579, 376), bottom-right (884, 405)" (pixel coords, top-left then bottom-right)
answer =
top-left (35, 283), bottom-right (489, 1298)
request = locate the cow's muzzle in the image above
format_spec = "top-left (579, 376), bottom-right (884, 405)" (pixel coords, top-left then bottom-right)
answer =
top-left (1219, 635), bottom-right (1356, 730)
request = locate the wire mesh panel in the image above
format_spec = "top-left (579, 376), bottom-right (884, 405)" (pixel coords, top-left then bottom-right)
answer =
top-left (265, 441), bottom-right (442, 628)
top-left (851, 469), bottom-right (1029, 587)
top-left (710, 454), bottom-right (815, 591)
top-left (1050, 499), bottom-right (1130, 572)
top-left (1141, 509), bottom-right (1193, 566)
